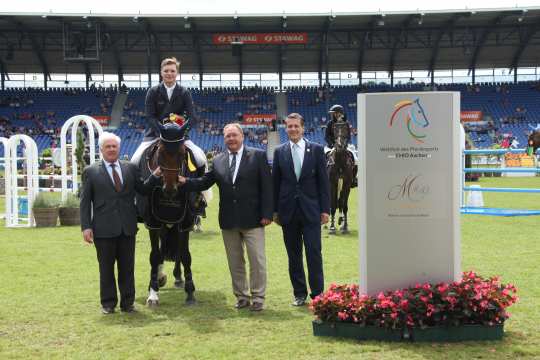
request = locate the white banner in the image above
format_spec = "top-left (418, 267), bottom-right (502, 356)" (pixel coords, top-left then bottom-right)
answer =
top-left (358, 92), bottom-right (461, 295)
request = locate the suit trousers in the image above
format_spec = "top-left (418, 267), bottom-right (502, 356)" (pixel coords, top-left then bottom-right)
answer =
top-left (94, 234), bottom-right (136, 309)
top-left (221, 227), bottom-right (266, 304)
top-left (282, 205), bottom-right (324, 299)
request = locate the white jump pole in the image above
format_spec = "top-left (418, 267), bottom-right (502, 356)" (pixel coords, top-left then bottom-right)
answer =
top-left (60, 115), bottom-right (103, 202)
top-left (6, 134), bottom-right (39, 227)
top-left (1, 137), bottom-right (10, 221)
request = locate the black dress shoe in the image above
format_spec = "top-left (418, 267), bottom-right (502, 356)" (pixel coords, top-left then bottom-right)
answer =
top-left (291, 297), bottom-right (306, 306)
top-left (101, 306), bottom-right (115, 314)
top-left (234, 299), bottom-right (250, 309)
top-left (121, 305), bottom-right (136, 313)
top-left (250, 302), bottom-right (264, 312)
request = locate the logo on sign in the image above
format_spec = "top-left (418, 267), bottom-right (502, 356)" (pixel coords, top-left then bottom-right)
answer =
top-left (389, 98), bottom-right (430, 144)
top-left (387, 174), bottom-right (430, 202)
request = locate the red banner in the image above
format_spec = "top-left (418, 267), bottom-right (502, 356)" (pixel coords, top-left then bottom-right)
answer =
top-left (92, 116), bottom-right (110, 126)
top-left (460, 111), bottom-right (483, 122)
top-left (212, 33), bottom-right (308, 45)
top-left (242, 114), bottom-right (276, 125)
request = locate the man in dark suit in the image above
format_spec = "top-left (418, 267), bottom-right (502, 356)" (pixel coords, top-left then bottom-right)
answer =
top-left (272, 113), bottom-right (330, 306)
top-left (80, 132), bottom-right (158, 314)
top-left (131, 57), bottom-right (206, 169)
top-left (180, 123), bottom-right (273, 311)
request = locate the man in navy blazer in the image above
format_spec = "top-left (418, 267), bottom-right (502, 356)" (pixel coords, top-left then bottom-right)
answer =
top-left (272, 113), bottom-right (330, 306)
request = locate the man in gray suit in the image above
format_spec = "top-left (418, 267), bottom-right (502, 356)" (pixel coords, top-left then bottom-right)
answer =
top-left (80, 132), bottom-right (158, 314)
top-left (180, 123), bottom-right (273, 311)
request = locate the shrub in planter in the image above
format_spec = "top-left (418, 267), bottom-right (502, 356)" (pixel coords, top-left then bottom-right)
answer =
top-left (59, 193), bottom-right (80, 226)
top-left (310, 272), bottom-right (518, 341)
top-left (32, 193), bottom-right (59, 227)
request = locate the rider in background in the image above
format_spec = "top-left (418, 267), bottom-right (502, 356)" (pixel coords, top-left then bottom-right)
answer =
top-left (131, 57), bottom-right (206, 169)
top-left (324, 104), bottom-right (358, 188)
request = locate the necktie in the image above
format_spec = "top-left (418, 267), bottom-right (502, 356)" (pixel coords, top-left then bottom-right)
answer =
top-left (110, 163), bottom-right (122, 192)
top-left (229, 152), bottom-right (237, 182)
top-left (292, 144), bottom-right (302, 180)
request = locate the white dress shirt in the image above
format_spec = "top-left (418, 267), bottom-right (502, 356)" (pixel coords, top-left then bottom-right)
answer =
top-left (289, 138), bottom-right (306, 168)
top-left (164, 83), bottom-right (176, 101)
top-left (228, 145), bottom-right (244, 184)
top-left (105, 160), bottom-right (123, 185)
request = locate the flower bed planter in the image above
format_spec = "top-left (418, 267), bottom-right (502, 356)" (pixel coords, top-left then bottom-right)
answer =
top-left (33, 208), bottom-right (59, 227)
top-left (59, 207), bottom-right (80, 226)
top-left (312, 321), bottom-right (402, 341)
top-left (313, 321), bottom-right (504, 342)
top-left (412, 324), bottom-right (504, 342)
top-left (310, 272), bottom-right (517, 344)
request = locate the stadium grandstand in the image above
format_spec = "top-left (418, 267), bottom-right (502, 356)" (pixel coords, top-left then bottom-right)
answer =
top-left (1, 7), bottom-right (540, 159)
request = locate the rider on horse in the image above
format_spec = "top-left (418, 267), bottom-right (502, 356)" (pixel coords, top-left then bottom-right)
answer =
top-left (325, 104), bottom-right (358, 188)
top-left (131, 57), bottom-right (207, 170)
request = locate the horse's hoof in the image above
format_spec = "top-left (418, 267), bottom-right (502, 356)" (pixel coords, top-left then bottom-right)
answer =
top-left (341, 229), bottom-right (349, 234)
top-left (329, 228), bottom-right (336, 235)
top-left (147, 299), bottom-right (159, 307)
top-left (174, 279), bottom-right (185, 289)
top-left (158, 274), bottom-right (167, 288)
top-left (185, 296), bottom-right (197, 306)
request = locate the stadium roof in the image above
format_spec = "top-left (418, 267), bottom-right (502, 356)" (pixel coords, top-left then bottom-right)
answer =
top-left (1, 7), bottom-right (540, 84)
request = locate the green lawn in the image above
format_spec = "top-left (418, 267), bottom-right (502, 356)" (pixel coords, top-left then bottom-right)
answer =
top-left (0, 177), bottom-right (539, 359)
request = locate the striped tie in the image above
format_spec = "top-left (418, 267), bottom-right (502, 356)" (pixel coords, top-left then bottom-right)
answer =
top-left (110, 163), bottom-right (122, 192)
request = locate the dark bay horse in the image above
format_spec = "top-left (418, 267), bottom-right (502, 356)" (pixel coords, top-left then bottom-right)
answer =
top-left (327, 121), bottom-right (354, 234)
top-left (137, 121), bottom-right (205, 306)
top-left (527, 130), bottom-right (540, 157)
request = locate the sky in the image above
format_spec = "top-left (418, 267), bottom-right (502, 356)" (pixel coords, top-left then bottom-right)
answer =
top-left (1, 0), bottom-right (539, 15)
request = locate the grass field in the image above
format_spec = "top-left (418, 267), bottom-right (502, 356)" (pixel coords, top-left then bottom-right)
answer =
top-left (0, 177), bottom-right (539, 359)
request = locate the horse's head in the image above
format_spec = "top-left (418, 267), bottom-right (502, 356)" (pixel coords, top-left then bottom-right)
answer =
top-left (333, 122), bottom-right (349, 151)
top-left (157, 120), bottom-right (190, 196)
top-left (527, 130), bottom-right (540, 156)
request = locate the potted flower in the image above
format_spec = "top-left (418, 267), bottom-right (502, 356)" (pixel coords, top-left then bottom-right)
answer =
top-left (59, 193), bottom-right (80, 226)
top-left (32, 192), bottom-right (59, 227)
top-left (310, 271), bottom-right (518, 342)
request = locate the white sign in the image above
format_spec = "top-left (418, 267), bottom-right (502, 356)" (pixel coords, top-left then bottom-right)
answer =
top-left (358, 92), bottom-right (461, 295)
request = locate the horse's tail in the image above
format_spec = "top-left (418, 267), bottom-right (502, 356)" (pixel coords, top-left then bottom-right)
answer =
top-left (161, 226), bottom-right (180, 262)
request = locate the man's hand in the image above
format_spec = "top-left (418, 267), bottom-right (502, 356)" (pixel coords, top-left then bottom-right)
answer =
top-left (178, 176), bottom-right (187, 185)
top-left (320, 213), bottom-right (330, 225)
top-left (82, 229), bottom-right (94, 244)
top-left (273, 212), bottom-right (281, 226)
top-left (260, 218), bottom-right (272, 226)
top-left (152, 167), bottom-right (162, 177)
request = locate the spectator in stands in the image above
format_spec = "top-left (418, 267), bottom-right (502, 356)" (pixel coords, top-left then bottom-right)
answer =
top-left (131, 57), bottom-right (206, 169)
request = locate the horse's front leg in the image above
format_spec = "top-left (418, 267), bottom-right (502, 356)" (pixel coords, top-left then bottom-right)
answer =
top-left (147, 229), bottom-right (163, 307)
top-left (328, 176), bottom-right (338, 235)
top-left (178, 231), bottom-right (196, 305)
top-left (173, 259), bottom-right (184, 289)
top-left (339, 181), bottom-right (351, 234)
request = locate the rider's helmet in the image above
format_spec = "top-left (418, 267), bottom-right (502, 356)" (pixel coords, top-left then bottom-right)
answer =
top-left (329, 104), bottom-right (346, 121)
